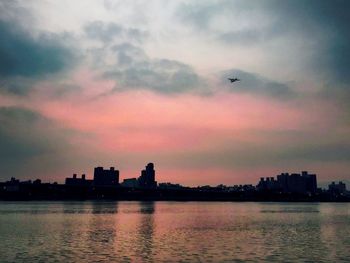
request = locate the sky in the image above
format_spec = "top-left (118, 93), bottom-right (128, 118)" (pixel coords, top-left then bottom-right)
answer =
top-left (0, 0), bottom-right (349, 186)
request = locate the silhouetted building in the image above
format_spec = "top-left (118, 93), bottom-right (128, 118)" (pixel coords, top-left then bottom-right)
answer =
top-left (328, 181), bottom-right (346, 194)
top-left (215, 184), bottom-right (255, 192)
top-left (158, 182), bottom-right (183, 190)
top-left (301, 171), bottom-right (317, 193)
top-left (3, 177), bottom-right (20, 192)
top-left (93, 167), bottom-right (119, 186)
top-left (257, 177), bottom-right (280, 191)
top-left (121, 178), bottom-right (139, 188)
top-left (1, 167), bottom-right (350, 201)
top-left (33, 179), bottom-right (42, 185)
top-left (65, 173), bottom-right (92, 186)
top-left (138, 163), bottom-right (157, 188)
top-left (257, 171), bottom-right (317, 194)
top-left (277, 173), bottom-right (289, 192)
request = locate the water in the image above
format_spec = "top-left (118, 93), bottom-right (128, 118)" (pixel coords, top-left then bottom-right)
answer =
top-left (0, 202), bottom-right (349, 262)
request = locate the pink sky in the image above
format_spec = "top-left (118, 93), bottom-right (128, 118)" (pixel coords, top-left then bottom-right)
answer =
top-left (1, 69), bottom-right (346, 185)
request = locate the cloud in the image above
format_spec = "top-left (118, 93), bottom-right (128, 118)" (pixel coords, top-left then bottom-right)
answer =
top-left (0, 106), bottom-right (75, 179)
top-left (0, 21), bottom-right (73, 79)
top-left (266, 0), bottom-right (350, 84)
top-left (84, 21), bottom-right (122, 42)
top-left (218, 29), bottom-right (262, 46)
top-left (0, 77), bottom-right (36, 95)
top-left (283, 143), bottom-right (350, 163)
top-left (0, 107), bottom-right (48, 159)
top-left (84, 21), bottom-right (147, 43)
top-left (0, 1), bottom-right (33, 25)
top-left (0, 16), bottom-right (77, 96)
top-left (220, 69), bottom-right (295, 99)
top-left (177, 0), bottom-right (225, 30)
top-left (103, 43), bottom-right (206, 94)
top-left (178, 0), bottom-right (350, 84)
top-left (162, 128), bottom-right (350, 173)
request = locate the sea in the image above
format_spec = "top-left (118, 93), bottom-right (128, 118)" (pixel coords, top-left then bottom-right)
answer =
top-left (0, 201), bottom-right (349, 262)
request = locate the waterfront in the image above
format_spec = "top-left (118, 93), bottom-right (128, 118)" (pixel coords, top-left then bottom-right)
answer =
top-left (0, 202), bottom-right (349, 262)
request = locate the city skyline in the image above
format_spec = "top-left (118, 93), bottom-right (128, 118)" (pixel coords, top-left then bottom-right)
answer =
top-left (0, 161), bottom-right (347, 188)
top-left (1, 162), bottom-right (348, 202)
top-left (2, 161), bottom-right (346, 192)
top-left (0, 1), bottom-right (349, 186)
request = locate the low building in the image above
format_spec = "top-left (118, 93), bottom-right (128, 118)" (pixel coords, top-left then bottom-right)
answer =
top-left (3, 177), bottom-right (20, 192)
top-left (121, 178), bottom-right (139, 188)
top-left (328, 181), bottom-right (347, 194)
top-left (257, 177), bottom-right (280, 191)
top-left (158, 182), bottom-right (183, 190)
top-left (65, 174), bottom-right (92, 186)
top-left (257, 171), bottom-right (317, 194)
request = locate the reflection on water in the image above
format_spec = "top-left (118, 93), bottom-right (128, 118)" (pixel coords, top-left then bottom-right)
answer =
top-left (137, 202), bottom-right (155, 262)
top-left (0, 202), bottom-right (349, 262)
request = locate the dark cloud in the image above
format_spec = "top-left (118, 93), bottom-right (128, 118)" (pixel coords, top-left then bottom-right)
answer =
top-left (220, 69), bottom-right (295, 99)
top-left (0, 2), bottom-right (78, 96)
top-left (166, 129), bottom-right (350, 171)
top-left (0, 21), bottom-right (73, 79)
top-left (283, 143), bottom-right (350, 163)
top-left (84, 21), bottom-right (147, 43)
top-left (0, 17), bottom-right (78, 96)
top-left (267, 0), bottom-right (350, 84)
top-left (0, 107), bottom-right (74, 180)
top-left (0, 107), bottom-right (47, 159)
top-left (103, 43), bottom-right (206, 94)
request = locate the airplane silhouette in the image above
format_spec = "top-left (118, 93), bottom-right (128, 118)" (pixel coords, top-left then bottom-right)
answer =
top-left (228, 78), bottom-right (240, 83)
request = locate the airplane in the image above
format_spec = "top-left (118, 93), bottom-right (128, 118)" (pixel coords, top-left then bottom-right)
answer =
top-left (228, 78), bottom-right (240, 83)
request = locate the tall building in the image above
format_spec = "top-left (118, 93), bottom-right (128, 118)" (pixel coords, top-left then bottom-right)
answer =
top-left (277, 173), bottom-right (289, 192)
top-left (93, 167), bottom-right (119, 186)
top-left (301, 171), bottom-right (317, 193)
top-left (138, 163), bottom-right (157, 188)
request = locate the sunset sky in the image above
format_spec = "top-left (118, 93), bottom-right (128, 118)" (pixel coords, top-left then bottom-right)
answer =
top-left (0, 0), bottom-right (349, 186)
